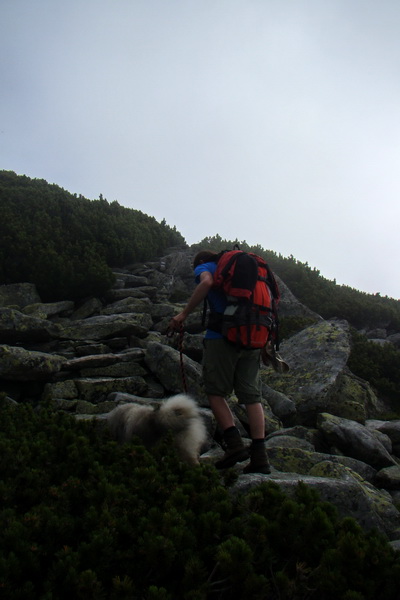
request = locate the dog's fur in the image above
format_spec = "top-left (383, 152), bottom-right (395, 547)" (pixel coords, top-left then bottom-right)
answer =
top-left (107, 394), bottom-right (207, 465)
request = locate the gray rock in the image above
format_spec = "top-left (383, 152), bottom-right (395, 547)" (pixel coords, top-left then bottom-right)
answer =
top-left (100, 297), bottom-right (152, 316)
top-left (75, 376), bottom-right (148, 403)
top-left (264, 319), bottom-right (380, 425)
top-left (369, 429), bottom-right (393, 453)
top-left (146, 270), bottom-right (174, 298)
top-left (22, 300), bottom-right (75, 318)
top-left (71, 298), bottom-right (103, 320)
top-left (106, 392), bottom-right (159, 405)
top-left (232, 400), bottom-right (281, 437)
top-left (307, 461), bottom-right (400, 540)
top-left (151, 250), bottom-right (195, 301)
top-left (366, 419), bottom-right (400, 445)
top-left (75, 342), bottom-right (112, 356)
top-left (317, 413), bottom-right (396, 470)
top-left (165, 331), bottom-right (204, 363)
top-left (149, 303), bottom-right (176, 322)
top-left (389, 539), bottom-right (400, 551)
top-left (374, 465), bottom-right (400, 490)
top-left (62, 353), bottom-right (120, 371)
top-left (80, 361), bottom-right (147, 378)
top-left (0, 344), bottom-right (66, 381)
top-left (266, 425), bottom-right (319, 446)
top-left (163, 250), bottom-right (193, 279)
top-left (43, 380), bottom-right (79, 401)
top-left (390, 490), bottom-right (400, 505)
top-left (332, 370), bottom-right (381, 423)
top-left (104, 287), bottom-right (158, 302)
top-left (275, 275), bottom-right (322, 320)
top-left (387, 333), bottom-right (400, 349)
top-left (261, 383), bottom-right (297, 425)
top-left (59, 313), bottom-right (153, 340)
top-left (266, 445), bottom-right (377, 483)
top-left (368, 339), bottom-right (391, 347)
top-left (112, 273), bottom-right (150, 287)
top-left (232, 471), bottom-right (400, 540)
top-left (0, 283), bottom-right (41, 308)
top-left (144, 342), bottom-right (206, 404)
top-left (265, 435), bottom-right (315, 452)
top-left (0, 308), bottom-right (60, 343)
top-left (366, 328), bottom-right (387, 339)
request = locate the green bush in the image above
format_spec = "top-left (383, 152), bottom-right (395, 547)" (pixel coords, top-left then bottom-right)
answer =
top-left (1, 401), bottom-right (400, 599)
top-left (348, 330), bottom-right (400, 411)
top-left (0, 171), bottom-right (185, 301)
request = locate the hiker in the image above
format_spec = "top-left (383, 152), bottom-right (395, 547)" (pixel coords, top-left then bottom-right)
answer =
top-left (168, 250), bottom-right (271, 474)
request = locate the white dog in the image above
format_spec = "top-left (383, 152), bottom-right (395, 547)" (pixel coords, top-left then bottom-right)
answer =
top-left (107, 394), bottom-right (207, 465)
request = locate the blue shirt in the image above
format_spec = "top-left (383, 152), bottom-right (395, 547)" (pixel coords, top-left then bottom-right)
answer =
top-left (194, 261), bottom-right (226, 340)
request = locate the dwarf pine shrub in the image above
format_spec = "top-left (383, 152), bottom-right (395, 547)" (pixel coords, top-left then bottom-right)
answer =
top-left (1, 400), bottom-right (400, 599)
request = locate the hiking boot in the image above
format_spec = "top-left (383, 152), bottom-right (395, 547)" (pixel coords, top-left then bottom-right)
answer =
top-left (214, 428), bottom-right (249, 470)
top-left (243, 442), bottom-right (271, 475)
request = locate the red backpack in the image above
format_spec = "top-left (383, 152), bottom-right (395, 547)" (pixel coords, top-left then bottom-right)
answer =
top-left (208, 249), bottom-right (280, 349)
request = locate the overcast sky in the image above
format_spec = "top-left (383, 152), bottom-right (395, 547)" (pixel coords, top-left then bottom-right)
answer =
top-left (1, 0), bottom-right (400, 299)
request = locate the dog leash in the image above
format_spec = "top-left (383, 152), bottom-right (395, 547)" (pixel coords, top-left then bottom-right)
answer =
top-left (178, 324), bottom-right (188, 393)
top-left (167, 323), bottom-right (188, 393)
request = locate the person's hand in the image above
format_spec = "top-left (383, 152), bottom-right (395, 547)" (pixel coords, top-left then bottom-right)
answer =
top-left (167, 312), bottom-right (186, 335)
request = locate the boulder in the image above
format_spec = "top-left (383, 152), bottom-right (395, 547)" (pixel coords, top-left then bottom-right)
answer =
top-left (266, 425), bottom-right (320, 447)
top-left (0, 308), bottom-right (60, 343)
top-left (0, 344), bottom-right (66, 381)
top-left (232, 471), bottom-right (400, 541)
top-left (59, 313), bottom-right (153, 340)
top-left (111, 273), bottom-right (150, 287)
top-left (374, 466), bottom-right (400, 490)
top-left (62, 353), bottom-right (121, 371)
top-left (43, 380), bottom-right (79, 401)
top-left (265, 435), bottom-right (315, 452)
top-left (275, 275), bottom-right (322, 321)
top-left (332, 370), bottom-right (381, 423)
top-left (366, 328), bottom-right (387, 339)
top-left (265, 445), bottom-right (377, 483)
top-left (0, 283), bottom-right (41, 308)
top-left (387, 333), bottom-right (400, 349)
top-left (307, 461), bottom-right (400, 540)
top-left (317, 413), bottom-right (396, 470)
top-left (366, 419), bottom-right (400, 448)
top-left (232, 399), bottom-right (281, 437)
top-left (263, 319), bottom-right (380, 425)
top-left (80, 361), bottom-right (147, 378)
top-left (22, 301), bottom-right (75, 318)
top-left (71, 298), bottom-right (103, 320)
top-left (100, 297), bottom-right (152, 316)
top-left (152, 250), bottom-right (194, 301)
top-left (75, 376), bottom-right (148, 403)
top-left (144, 342), bottom-right (206, 404)
top-left (165, 331), bottom-right (204, 363)
top-left (261, 383), bottom-right (297, 425)
top-left (104, 287), bottom-right (158, 302)
top-left (149, 303), bottom-right (175, 322)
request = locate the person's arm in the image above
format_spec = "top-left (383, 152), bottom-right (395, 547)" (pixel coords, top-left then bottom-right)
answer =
top-left (169, 270), bottom-right (213, 330)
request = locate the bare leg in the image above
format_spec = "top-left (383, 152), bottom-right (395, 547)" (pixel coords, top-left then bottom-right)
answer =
top-left (245, 402), bottom-right (265, 439)
top-left (208, 395), bottom-right (235, 430)
top-left (209, 394), bottom-right (249, 469)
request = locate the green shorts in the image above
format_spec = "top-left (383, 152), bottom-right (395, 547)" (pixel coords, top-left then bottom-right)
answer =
top-left (202, 338), bottom-right (262, 404)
